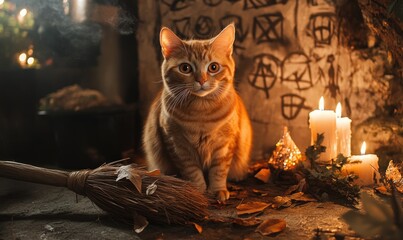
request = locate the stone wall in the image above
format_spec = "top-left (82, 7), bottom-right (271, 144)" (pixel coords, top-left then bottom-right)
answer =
top-left (137, 0), bottom-right (398, 160)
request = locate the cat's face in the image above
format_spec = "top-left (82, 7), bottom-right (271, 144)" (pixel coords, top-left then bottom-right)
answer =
top-left (160, 24), bottom-right (235, 99)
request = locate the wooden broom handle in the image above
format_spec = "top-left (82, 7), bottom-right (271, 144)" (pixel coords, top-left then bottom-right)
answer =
top-left (0, 161), bottom-right (70, 187)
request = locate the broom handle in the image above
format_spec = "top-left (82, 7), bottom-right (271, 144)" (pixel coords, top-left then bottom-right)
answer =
top-left (0, 161), bottom-right (69, 187)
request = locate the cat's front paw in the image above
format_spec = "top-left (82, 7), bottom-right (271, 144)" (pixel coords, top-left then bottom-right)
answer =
top-left (214, 189), bottom-right (230, 202)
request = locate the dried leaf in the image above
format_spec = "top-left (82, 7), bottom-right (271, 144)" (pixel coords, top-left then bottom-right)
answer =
top-left (290, 192), bottom-right (317, 202)
top-left (252, 189), bottom-right (269, 196)
top-left (146, 180), bottom-right (158, 195)
top-left (254, 168), bottom-right (271, 183)
top-left (255, 218), bottom-right (286, 236)
top-left (284, 178), bottom-right (306, 195)
top-left (116, 165), bottom-right (142, 193)
top-left (146, 169), bottom-right (161, 176)
top-left (236, 201), bottom-right (270, 215)
top-left (206, 215), bottom-right (232, 223)
top-left (233, 217), bottom-right (263, 227)
top-left (133, 214), bottom-right (149, 233)
top-left (375, 186), bottom-right (390, 196)
top-left (272, 196), bottom-right (292, 208)
top-left (230, 190), bottom-right (249, 199)
top-left (190, 222), bottom-right (203, 234)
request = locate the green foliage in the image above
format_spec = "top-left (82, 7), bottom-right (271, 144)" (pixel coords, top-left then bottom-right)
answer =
top-left (299, 134), bottom-right (360, 205)
top-left (305, 133), bottom-right (326, 169)
top-left (342, 191), bottom-right (403, 239)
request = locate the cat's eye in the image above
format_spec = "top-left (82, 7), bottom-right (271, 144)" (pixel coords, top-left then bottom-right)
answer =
top-left (179, 63), bottom-right (192, 74)
top-left (208, 62), bottom-right (220, 73)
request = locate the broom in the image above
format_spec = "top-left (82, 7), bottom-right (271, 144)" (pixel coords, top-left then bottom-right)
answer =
top-left (0, 160), bottom-right (209, 225)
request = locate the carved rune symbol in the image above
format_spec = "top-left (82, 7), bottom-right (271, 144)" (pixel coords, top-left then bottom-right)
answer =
top-left (310, 13), bottom-right (336, 47)
top-left (281, 94), bottom-right (311, 120)
top-left (161, 0), bottom-right (194, 11)
top-left (248, 54), bottom-right (279, 99)
top-left (253, 13), bottom-right (283, 43)
top-left (173, 17), bottom-right (192, 38)
top-left (281, 52), bottom-right (313, 90)
top-left (194, 16), bottom-right (214, 38)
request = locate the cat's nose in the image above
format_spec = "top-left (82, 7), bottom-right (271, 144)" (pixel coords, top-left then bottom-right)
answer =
top-left (197, 72), bottom-right (208, 85)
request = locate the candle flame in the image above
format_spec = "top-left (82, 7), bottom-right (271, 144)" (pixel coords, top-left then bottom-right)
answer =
top-left (319, 96), bottom-right (324, 111)
top-left (336, 102), bottom-right (342, 118)
top-left (361, 141), bottom-right (366, 155)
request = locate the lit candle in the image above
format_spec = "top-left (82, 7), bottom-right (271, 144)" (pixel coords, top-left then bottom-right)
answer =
top-left (309, 96), bottom-right (337, 163)
top-left (335, 102), bottom-right (351, 156)
top-left (343, 142), bottom-right (380, 186)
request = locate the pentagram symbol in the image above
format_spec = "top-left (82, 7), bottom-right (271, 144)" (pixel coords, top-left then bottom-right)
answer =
top-left (281, 94), bottom-right (311, 120)
top-left (194, 16), bottom-right (214, 38)
top-left (244, 0), bottom-right (288, 10)
top-left (173, 17), bottom-right (191, 39)
top-left (161, 0), bottom-right (194, 11)
top-left (248, 54), bottom-right (279, 99)
top-left (253, 13), bottom-right (284, 44)
top-left (281, 52), bottom-right (313, 90)
top-left (310, 13), bottom-right (335, 47)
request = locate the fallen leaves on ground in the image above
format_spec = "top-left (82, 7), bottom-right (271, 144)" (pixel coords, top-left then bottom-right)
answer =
top-left (133, 214), bottom-right (149, 233)
top-left (189, 222), bottom-right (203, 234)
top-left (232, 217), bottom-right (263, 227)
top-left (252, 189), bottom-right (269, 197)
top-left (374, 185), bottom-right (390, 196)
top-left (254, 168), bottom-right (271, 183)
top-left (272, 192), bottom-right (316, 209)
top-left (255, 218), bottom-right (286, 236)
top-left (236, 201), bottom-right (271, 215)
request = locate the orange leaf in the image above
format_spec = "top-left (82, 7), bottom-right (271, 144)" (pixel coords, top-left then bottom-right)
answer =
top-left (233, 217), bottom-right (263, 227)
top-left (236, 201), bottom-right (270, 215)
top-left (255, 218), bottom-right (286, 236)
top-left (254, 168), bottom-right (271, 183)
top-left (146, 169), bottom-right (161, 176)
top-left (190, 222), bottom-right (203, 234)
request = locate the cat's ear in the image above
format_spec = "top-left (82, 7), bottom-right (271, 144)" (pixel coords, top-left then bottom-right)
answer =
top-left (210, 23), bottom-right (235, 56)
top-left (160, 27), bottom-right (183, 58)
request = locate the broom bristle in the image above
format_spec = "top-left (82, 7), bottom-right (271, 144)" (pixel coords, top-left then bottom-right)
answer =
top-left (82, 164), bottom-right (209, 224)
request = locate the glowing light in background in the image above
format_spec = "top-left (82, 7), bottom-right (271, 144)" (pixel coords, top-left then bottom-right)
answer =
top-left (19, 8), bottom-right (27, 17)
top-left (18, 53), bottom-right (27, 63)
top-left (27, 57), bottom-right (34, 65)
top-left (0, 0), bottom-right (5, 6)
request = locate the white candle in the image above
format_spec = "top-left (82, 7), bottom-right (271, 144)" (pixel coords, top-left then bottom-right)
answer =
top-left (343, 142), bottom-right (380, 186)
top-left (335, 102), bottom-right (351, 157)
top-left (309, 96), bottom-right (337, 163)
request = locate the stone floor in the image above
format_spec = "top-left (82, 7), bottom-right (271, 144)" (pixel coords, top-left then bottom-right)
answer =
top-left (0, 174), bottom-right (358, 240)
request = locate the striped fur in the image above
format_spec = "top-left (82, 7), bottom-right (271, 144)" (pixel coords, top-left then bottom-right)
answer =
top-left (143, 24), bottom-right (252, 201)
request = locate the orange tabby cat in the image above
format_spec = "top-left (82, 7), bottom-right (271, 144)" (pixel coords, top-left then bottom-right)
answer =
top-left (143, 24), bottom-right (252, 202)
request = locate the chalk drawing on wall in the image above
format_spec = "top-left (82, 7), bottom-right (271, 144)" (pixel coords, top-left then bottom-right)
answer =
top-left (243, 0), bottom-right (288, 10)
top-left (162, 0), bottom-right (194, 11)
top-left (248, 54), bottom-right (280, 98)
top-left (253, 13), bottom-right (284, 44)
top-left (173, 17), bottom-right (192, 38)
top-left (220, 15), bottom-right (248, 54)
top-left (309, 13), bottom-right (336, 47)
top-left (203, 0), bottom-right (224, 7)
top-left (281, 52), bottom-right (313, 90)
top-left (281, 94), bottom-right (312, 120)
top-left (324, 54), bottom-right (342, 99)
top-left (194, 15), bottom-right (215, 38)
